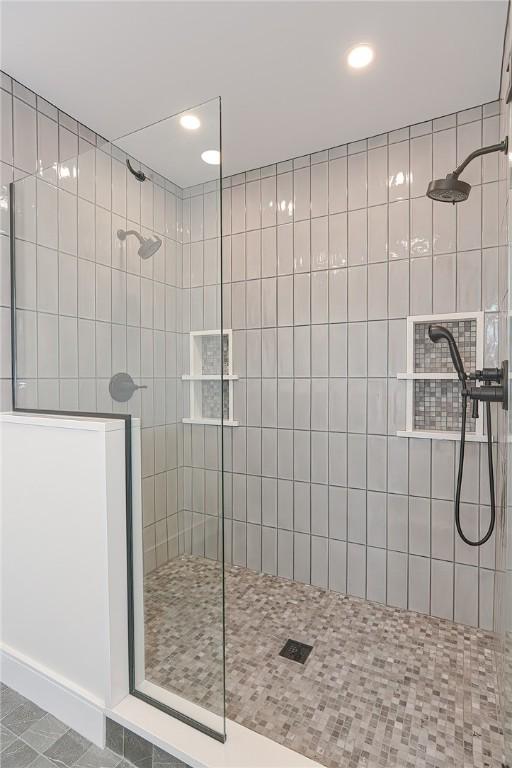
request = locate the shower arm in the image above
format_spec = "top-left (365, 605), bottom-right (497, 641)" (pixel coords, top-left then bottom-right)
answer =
top-left (124, 229), bottom-right (144, 244)
top-left (126, 158), bottom-right (146, 182)
top-left (451, 137), bottom-right (508, 178)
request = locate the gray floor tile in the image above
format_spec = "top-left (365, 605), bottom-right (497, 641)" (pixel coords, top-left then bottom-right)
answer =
top-left (123, 731), bottom-right (152, 768)
top-left (0, 686), bottom-right (30, 718)
top-left (44, 729), bottom-right (91, 767)
top-left (105, 720), bottom-right (123, 757)
top-left (75, 744), bottom-right (122, 768)
top-left (0, 690), bottom-right (142, 768)
top-left (27, 756), bottom-right (57, 768)
top-left (22, 713), bottom-right (69, 753)
top-left (0, 737), bottom-right (38, 768)
top-left (0, 724), bottom-right (17, 751)
top-left (153, 745), bottom-right (189, 767)
top-left (1, 701), bottom-right (47, 736)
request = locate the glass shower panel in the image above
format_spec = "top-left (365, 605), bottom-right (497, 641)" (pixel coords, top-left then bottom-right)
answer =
top-left (116, 97), bottom-right (225, 737)
top-left (503, 94), bottom-right (512, 766)
top-left (10, 97), bottom-right (225, 738)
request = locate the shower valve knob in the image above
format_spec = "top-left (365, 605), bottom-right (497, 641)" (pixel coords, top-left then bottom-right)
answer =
top-left (470, 367), bottom-right (502, 383)
top-left (109, 372), bottom-right (147, 402)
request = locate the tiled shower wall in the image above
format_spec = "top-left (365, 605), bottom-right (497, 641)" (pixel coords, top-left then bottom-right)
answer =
top-left (181, 100), bottom-right (504, 629)
top-left (0, 70), bottom-right (186, 571)
top-left (0, 68), bottom-right (506, 629)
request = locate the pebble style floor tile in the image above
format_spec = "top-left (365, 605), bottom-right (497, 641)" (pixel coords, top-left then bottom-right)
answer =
top-left (144, 556), bottom-right (505, 768)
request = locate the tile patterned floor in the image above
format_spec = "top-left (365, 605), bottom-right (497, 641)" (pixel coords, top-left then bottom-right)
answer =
top-left (144, 556), bottom-right (505, 768)
top-left (0, 684), bottom-right (189, 768)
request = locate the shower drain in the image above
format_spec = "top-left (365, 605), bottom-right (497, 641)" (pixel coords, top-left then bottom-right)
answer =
top-left (279, 639), bottom-right (313, 664)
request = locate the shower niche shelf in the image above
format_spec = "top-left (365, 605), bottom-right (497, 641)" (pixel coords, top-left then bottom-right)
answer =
top-left (182, 329), bottom-right (238, 427)
top-left (397, 311), bottom-right (486, 442)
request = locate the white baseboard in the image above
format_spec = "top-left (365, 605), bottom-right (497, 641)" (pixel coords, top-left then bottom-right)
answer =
top-left (0, 644), bottom-right (105, 747)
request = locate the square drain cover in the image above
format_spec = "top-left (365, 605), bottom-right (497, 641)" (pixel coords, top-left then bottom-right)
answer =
top-left (279, 639), bottom-right (313, 664)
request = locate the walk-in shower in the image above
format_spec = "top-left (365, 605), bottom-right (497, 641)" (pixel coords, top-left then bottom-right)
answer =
top-left (6, 72), bottom-right (511, 768)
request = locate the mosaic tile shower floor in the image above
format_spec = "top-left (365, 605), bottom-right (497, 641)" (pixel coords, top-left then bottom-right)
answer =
top-left (144, 556), bottom-right (504, 768)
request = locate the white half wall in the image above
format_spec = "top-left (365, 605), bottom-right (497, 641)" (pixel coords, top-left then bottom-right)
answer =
top-left (0, 412), bottom-right (138, 745)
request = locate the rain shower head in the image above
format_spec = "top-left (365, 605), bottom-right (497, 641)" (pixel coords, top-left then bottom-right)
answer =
top-left (426, 137), bottom-right (508, 204)
top-left (117, 229), bottom-right (162, 259)
top-left (426, 174), bottom-right (471, 203)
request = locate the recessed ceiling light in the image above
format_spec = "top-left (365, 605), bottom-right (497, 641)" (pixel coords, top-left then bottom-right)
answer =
top-left (179, 114), bottom-right (201, 130)
top-left (201, 150), bottom-right (220, 165)
top-left (347, 44), bottom-right (374, 69)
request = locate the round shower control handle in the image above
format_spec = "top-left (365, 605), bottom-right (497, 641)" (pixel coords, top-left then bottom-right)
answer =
top-left (109, 372), bottom-right (147, 402)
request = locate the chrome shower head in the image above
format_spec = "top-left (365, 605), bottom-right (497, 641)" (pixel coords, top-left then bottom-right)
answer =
top-left (117, 229), bottom-right (162, 259)
top-left (426, 174), bottom-right (471, 204)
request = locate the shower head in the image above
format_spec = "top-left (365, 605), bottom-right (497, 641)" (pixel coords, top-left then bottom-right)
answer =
top-left (117, 229), bottom-right (162, 259)
top-left (138, 236), bottom-right (162, 259)
top-left (428, 324), bottom-right (466, 383)
top-left (426, 137), bottom-right (508, 204)
top-left (426, 174), bottom-right (471, 204)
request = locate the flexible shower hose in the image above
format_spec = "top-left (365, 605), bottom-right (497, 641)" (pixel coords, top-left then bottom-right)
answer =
top-left (456, 392), bottom-right (495, 546)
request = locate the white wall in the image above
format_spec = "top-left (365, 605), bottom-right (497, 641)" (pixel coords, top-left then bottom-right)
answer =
top-left (0, 413), bottom-right (132, 744)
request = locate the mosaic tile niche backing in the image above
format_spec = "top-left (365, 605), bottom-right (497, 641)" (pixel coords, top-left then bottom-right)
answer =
top-left (413, 319), bottom-right (477, 433)
top-left (414, 320), bottom-right (477, 373)
top-left (202, 381), bottom-right (229, 419)
top-left (414, 379), bottom-right (476, 433)
top-left (201, 335), bottom-right (229, 375)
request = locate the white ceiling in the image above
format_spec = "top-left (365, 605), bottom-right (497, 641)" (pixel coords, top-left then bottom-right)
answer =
top-left (0, 1), bottom-right (507, 186)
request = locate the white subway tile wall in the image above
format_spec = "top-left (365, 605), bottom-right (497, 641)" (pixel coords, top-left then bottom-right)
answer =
top-left (0, 69), bottom-right (505, 629)
top-left (179, 99), bottom-right (503, 630)
top-left (0, 71), bottom-right (192, 574)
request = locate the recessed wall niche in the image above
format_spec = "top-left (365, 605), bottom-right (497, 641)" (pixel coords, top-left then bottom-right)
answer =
top-left (182, 330), bottom-right (238, 426)
top-left (397, 312), bottom-right (484, 441)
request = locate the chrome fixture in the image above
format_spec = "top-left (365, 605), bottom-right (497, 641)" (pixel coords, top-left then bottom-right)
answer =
top-left (426, 137), bottom-right (508, 203)
top-left (117, 228), bottom-right (162, 259)
top-left (428, 324), bottom-right (507, 547)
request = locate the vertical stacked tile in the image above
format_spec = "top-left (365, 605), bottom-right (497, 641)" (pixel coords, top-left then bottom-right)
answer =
top-left (181, 101), bottom-right (501, 630)
top-left (0, 70), bottom-right (184, 573)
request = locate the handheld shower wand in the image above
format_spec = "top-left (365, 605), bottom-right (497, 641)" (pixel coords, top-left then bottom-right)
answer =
top-left (428, 325), bottom-right (466, 384)
top-left (427, 325), bottom-right (506, 547)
